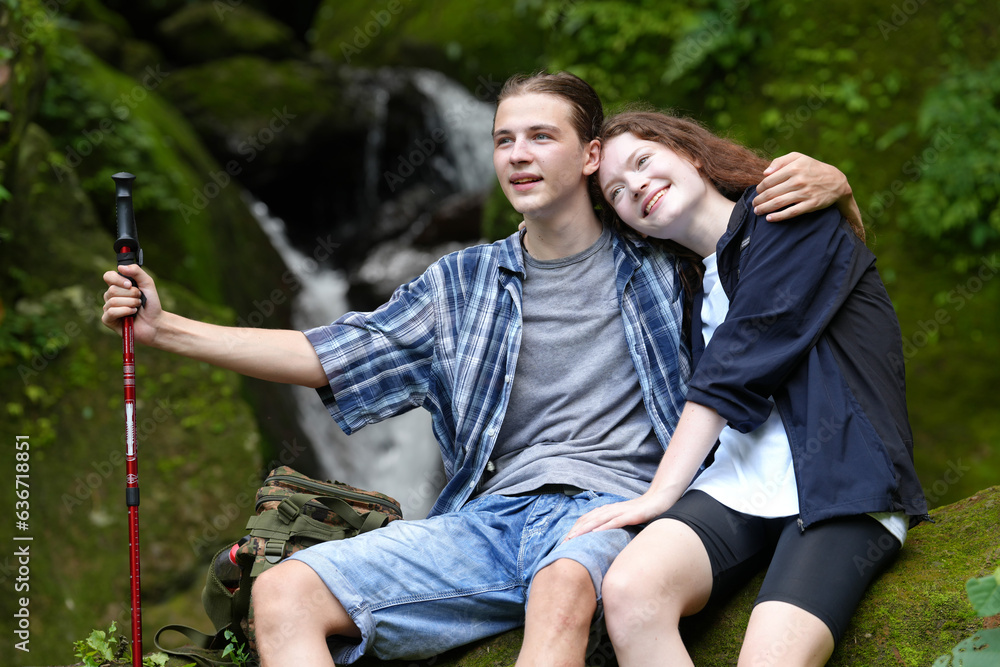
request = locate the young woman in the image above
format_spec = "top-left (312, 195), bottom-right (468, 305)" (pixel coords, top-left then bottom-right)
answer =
top-left (566, 111), bottom-right (928, 666)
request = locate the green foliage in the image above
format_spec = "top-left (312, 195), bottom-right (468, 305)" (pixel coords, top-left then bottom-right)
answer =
top-left (221, 628), bottom-right (252, 666)
top-left (898, 59), bottom-right (1000, 260)
top-left (38, 37), bottom-right (182, 222)
top-left (932, 565), bottom-right (1000, 666)
top-left (72, 620), bottom-right (184, 667)
top-left (73, 620), bottom-right (127, 666)
top-left (520, 0), bottom-right (762, 105)
top-left (966, 566), bottom-right (1000, 617)
top-left (933, 633), bottom-right (1000, 667)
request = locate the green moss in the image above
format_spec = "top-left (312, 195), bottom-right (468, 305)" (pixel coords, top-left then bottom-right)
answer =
top-left (310, 0), bottom-right (547, 93)
top-left (159, 3), bottom-right (300, 63)
top-left (156, 55), bottom-right (351, 137)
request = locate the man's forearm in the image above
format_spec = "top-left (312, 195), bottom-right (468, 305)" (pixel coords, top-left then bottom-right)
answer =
top-left (837, 189), bottom-right (864, 233)
top-left (154, 312), bottom-right (328, 388)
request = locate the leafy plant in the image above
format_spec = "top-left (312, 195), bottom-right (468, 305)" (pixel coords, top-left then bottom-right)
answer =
top-left (221, 628), bottom-right (252, 666)
top-left (72, 620), bottom-right (188, 667)
top-left (518, 0), bottom-right (763, 105)
top-left (899, 59), bottom-right (1000, 262)
top-left (933, 566), bottom-right (1000, 666)
top-left (73, 620), bottom-right (127, 666)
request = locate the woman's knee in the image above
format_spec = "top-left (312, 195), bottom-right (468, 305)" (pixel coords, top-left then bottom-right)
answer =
top-left (601, 557), bottom-right (651, 619)
top-left (602, 521), bottom-right (714, 627)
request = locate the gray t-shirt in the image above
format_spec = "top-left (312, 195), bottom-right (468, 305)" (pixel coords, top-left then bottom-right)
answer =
top-left (476, 226), bottom-right (664, 499)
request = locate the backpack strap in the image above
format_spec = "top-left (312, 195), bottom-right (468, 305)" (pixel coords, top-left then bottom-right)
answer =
top-left (277, 493), bottom-right (391, 533)
top-left (153, 624), bottom-right (234, 667)
top-left (244, 494), bottom-right (390, 575)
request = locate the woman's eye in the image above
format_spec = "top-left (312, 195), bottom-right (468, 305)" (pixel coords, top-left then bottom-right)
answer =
top-left (610, 187), bottom-right (622, 201)
top-left (637, 156), bottom-right (648, 167)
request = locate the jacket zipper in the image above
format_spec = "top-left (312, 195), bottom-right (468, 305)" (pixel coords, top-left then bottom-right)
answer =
top-left (260, 474), bottom-right (402, 516)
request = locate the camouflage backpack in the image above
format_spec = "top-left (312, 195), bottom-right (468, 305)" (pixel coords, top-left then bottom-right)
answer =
top-left (155, 465), bottom-right (402, 665)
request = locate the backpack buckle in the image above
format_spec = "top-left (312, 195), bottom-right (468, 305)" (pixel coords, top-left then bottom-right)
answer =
top-left (276, 498), bottom-right (300, 524)
top-left (264, 539), bottom-right (286, 564)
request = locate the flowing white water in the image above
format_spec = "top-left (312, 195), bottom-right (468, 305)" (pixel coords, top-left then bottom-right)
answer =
top-left (410, 69), bottom-right (496, 194)
top-left (244, 69), bottom-right (496, 519)
top-left (247, 195), bottom-right (444, 519)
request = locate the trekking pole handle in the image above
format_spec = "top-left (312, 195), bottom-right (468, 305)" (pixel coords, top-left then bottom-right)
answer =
top-left (112, 172), bottom-right (146, 307)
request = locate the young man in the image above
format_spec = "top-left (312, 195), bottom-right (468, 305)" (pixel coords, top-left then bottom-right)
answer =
top-left (102, 72), bottom-right (858, 666)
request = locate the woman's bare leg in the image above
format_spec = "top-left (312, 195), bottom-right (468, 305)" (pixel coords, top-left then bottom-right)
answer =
top-left (738, 601), bottom-right (834, 667)
top-left (601, 519), bottom-right (714, 667)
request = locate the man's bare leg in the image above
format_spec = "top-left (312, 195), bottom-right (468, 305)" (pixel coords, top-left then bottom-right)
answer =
top-left (517, 558), bottom-right (597, 667)
top-left (253, 560), bottom-right (361, 667)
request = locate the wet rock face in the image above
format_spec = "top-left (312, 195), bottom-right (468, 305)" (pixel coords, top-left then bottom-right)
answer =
top-left (157, 58), bottom-right (495, 283)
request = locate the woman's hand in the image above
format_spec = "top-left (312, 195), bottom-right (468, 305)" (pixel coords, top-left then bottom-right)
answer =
top-left (564, 493), bottom-right (668, 540)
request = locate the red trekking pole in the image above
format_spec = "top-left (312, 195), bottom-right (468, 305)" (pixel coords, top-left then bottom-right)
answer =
top-left (112, 172), bottom-right (144, 667)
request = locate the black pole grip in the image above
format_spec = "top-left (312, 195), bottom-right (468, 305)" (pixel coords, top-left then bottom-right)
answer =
top-left (113, 172), bottom-right (141, 262)
top-left (112, 172), bottom-right (146, 307)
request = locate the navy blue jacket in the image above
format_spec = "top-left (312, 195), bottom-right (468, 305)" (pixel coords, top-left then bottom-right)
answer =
top-left (686, 188), bottom-right (928, 529)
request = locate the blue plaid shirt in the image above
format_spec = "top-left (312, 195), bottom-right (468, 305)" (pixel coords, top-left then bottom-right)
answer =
top-left (305, 229), bottom-right (689, 517)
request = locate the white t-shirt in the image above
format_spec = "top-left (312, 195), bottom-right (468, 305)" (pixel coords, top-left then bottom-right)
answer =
top-left (687, 253), bottom-right (907, 544)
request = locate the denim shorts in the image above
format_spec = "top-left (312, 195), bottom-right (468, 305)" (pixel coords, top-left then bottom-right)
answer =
top-left (288, 490), bottom-right (634, 663)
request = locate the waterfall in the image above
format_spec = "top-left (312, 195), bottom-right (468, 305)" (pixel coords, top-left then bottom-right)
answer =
top-left (248, 195), bottom-right (444, 519)
top-left (245, 68), bottom-right (496, 519)
top-left (410, 69), bottom-right (496, 194)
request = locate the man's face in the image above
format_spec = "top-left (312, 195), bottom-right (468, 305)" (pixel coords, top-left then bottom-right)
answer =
top-left (492, 93), bottom-right (598, 223)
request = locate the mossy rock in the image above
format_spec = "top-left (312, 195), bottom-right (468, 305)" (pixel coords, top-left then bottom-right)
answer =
top-left (346, 487), bottom-right (1000, 666)
top-left (0, 126), bottom-right (267, 665)
top-left (34, 34), bottom-right (293, 323)
top-left (155, 55), bottom-right (359, 188)
top-left (684, 486), bottom-right (1000, 665)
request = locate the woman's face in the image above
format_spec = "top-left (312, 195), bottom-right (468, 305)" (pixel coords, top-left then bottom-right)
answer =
top-left (598, 132), bottom-right (709, 240)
